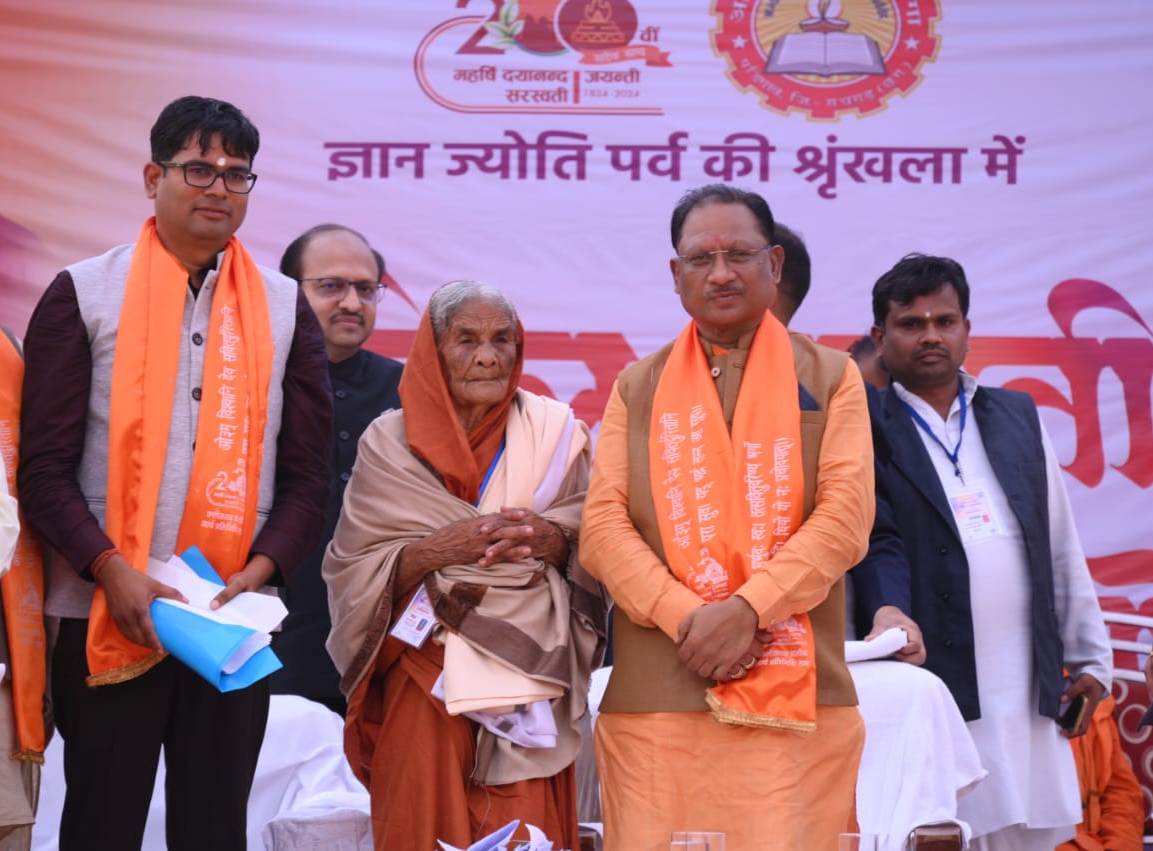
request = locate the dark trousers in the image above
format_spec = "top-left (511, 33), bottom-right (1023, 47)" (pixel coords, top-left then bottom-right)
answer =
top-left (52, 618), bottom-right (270, 851)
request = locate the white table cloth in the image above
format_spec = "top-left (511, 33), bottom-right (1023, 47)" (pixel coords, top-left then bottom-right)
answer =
top-left (851, 660), bottom-right (986, 851)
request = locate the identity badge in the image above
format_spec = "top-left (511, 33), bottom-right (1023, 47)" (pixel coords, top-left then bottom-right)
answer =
top-left (389, 585), bottom-right (437, 648)
top-left (949, 486), bottom-right (1002, 544)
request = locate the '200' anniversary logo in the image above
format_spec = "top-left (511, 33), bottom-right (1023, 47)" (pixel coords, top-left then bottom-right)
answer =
top-left (417, 0), bottom-right (671, 115)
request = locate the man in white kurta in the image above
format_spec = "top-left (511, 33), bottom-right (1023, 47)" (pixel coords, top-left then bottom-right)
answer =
top-left (860, 254), bottom-right (1111, 850)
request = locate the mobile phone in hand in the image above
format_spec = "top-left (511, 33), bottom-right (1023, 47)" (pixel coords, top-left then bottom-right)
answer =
top-left (1058, 694), bottom-right (1088, 732)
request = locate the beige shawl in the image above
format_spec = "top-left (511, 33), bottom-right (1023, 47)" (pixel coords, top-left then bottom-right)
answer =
top-left (324, 389), bottom-right (606, 784)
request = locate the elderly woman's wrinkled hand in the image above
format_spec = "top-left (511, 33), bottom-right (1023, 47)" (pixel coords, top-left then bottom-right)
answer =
top-left (476, 507), bottom-right (570, 568)
top-left (417, 514), bottom-right (511, 569)
top-left (396, 509), bottom-right (571, 596)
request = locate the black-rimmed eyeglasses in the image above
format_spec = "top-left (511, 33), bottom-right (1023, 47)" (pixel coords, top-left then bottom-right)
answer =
top-left (157, 160), bottom-right (258, 194)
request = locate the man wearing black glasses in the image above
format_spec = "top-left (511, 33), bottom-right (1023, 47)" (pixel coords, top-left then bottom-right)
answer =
top-left (275, 224), bottom-right (403, 715)
top-left (18, 96), bottom-right (332, 850)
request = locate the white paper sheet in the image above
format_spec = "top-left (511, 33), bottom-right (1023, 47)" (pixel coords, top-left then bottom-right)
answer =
top-left (146, 554), bottom-right (286, 690)
top-left (844, 627), bottom-right (908, 663)
top-left (147, 555), bottom-right (287, 633)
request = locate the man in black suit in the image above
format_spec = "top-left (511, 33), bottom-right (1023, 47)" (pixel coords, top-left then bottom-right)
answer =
top-left (272, 224), bottom-right (403, 714)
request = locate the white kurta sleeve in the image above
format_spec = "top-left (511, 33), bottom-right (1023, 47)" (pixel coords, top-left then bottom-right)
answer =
top-left (1040, 421), bottom-right (1112, 690)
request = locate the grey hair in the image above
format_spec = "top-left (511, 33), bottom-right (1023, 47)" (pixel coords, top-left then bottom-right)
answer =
top-left (428, 280), bottom-right (519, 340)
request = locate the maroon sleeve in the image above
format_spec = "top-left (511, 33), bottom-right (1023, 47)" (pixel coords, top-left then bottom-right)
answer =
top-left (249, 287), bottom-right (333, 581)
top-left (18, 271), bottom-right (114, 577)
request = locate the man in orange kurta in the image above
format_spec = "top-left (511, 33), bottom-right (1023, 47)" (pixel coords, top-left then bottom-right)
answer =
top-left (581, 185), bottom-right (874, 851)
top-left (1056, 695), bottom-right (1145, 851)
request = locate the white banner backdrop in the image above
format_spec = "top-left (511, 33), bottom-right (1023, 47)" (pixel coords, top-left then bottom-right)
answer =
top-left (2, 0), bottom-right (1152, 810)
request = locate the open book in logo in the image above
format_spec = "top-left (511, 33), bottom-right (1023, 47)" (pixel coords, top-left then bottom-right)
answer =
top-left (711, 0), bottom-right (941, 119)
top-left (766, 0), bottom-right (884, 77)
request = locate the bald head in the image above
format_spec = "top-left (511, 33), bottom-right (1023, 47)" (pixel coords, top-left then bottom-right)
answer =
top-left (283, 224), bottom-right (384, 362)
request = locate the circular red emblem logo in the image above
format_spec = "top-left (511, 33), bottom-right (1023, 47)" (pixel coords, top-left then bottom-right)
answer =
top-left (711, 0), bottom-right (941, 119)
top-left (557, 0), bottom-right (639, 52)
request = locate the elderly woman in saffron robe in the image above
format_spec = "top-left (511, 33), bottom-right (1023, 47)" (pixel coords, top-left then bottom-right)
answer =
top-left (324, 281), bottom-right (604, 850)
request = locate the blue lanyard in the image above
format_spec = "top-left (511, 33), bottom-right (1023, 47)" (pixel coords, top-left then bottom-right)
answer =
top-left (474, 438), bottom-right (506, 506)
top-left (900, 380), bottom-right (967, 481)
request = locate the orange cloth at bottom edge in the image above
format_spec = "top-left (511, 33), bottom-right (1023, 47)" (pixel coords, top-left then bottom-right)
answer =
top-left (1055, 695), bottom-right (1144, 851)
top-left (595, 706), bottom-right (864, 851)
top-left (345, 637), bottom-right (578, 851)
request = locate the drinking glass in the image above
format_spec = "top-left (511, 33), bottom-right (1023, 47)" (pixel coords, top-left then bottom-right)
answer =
top-left (670, 831), bottom-right (726, 850)
top-left (837, 833), bottom-right (879, 851)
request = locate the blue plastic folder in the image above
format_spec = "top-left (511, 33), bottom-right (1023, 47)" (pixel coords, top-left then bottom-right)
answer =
top-left (149, 547), bottom-right (283, 693)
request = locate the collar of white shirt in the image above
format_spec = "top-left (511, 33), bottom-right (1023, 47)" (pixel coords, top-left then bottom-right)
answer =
top-left (891, 369), bottom-right (978, 427)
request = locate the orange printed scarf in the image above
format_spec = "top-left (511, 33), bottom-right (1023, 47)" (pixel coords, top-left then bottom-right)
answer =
top-left (0, 329), bottom-right (47, 761)
top-left (88, 218), bottom-right (272, 686)
top-left (649, 314), bottom-right (816, 731)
